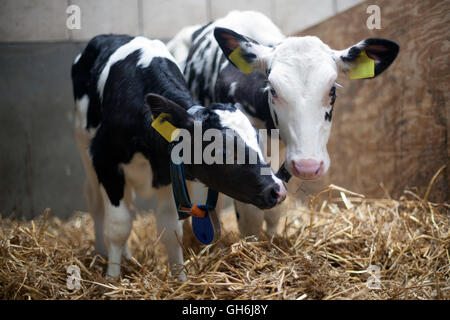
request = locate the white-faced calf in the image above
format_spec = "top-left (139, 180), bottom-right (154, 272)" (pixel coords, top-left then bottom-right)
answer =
top-left (71, 34), bottom-right (286, 279)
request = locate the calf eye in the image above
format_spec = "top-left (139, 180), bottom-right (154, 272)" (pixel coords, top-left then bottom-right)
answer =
top-left (329, 86), bottom-right (336, 106)
top-left (270, 87), bottom-right (278, 98)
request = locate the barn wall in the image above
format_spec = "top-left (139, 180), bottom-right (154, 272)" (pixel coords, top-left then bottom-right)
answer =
top-left (0, 42), bottom-right (85, 219)
top-left (295, 0), bottom-right (449, 202)
top-left (0, 0), bottom-right (366, 219)
top-left (0, 0), bottom-right (446, 218)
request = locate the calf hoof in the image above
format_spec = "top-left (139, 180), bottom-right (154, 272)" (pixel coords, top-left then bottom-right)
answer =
top-left (122, 243), bottom-right (133, 260)
top-left (105, 264), bottom-right (121, 281)
top-left (176, 271), bottom-right (187, 282)
top-left (171, 264), bottom-right (187, 282)
top-left (94, 242), bottom-right (108, 258)
top-left (104, 273), bottom-right (119, 282)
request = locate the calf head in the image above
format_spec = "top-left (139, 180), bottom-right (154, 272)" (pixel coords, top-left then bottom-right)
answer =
top-left (145, 94), bottom-right (287, 209)
top-left (214, 27), bottom-right (399, 180)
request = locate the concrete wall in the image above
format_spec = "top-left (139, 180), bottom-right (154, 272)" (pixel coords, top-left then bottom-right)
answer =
top-left (0, 0), bottom-right (365, 219)
top-left (0, 42), bottom-right (85, 219)
top-left (0, 0), bottom-right (365, 42)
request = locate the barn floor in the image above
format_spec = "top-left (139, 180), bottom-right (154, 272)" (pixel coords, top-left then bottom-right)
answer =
top-left (0, 185), bottom-right (448, 300)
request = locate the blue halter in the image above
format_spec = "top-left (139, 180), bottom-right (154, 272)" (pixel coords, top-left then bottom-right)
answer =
top-left (276, 162), bottom-right (292, 183)
top-left (167, 106), bottom-right (220, 245)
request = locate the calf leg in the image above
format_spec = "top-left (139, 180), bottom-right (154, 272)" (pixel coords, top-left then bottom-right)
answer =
top-left (86, 179), bottom-right (107, 256)
top-left (234, 200), bottom-right (264, 237)
top-left (101, 186), bottom-right (133, 279)
top-left (235, 200), bottom-right (285, 237)
top-left (155, 185), bottom-right (185, 280)
top-left (264, 204), bottom-right (284, 236)
top-left (75, 128), bottom-right (107, 256)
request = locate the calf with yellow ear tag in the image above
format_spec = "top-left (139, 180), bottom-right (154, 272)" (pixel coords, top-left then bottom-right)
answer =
top-left (180, 10), bottom-right (399, 239)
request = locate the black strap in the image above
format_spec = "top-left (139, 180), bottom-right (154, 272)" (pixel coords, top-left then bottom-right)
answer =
top-left (168, 143), bottom-right (219, 220)
top-left (276, 161), bottom-right (292, 183)
top-left (168, 143), bottom-right (191, 219)
top-left (206, 188), bottom-right (219, 210)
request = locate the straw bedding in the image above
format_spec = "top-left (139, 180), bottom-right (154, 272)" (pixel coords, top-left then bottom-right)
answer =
top-left (0, 180), bottom-right (448, 300)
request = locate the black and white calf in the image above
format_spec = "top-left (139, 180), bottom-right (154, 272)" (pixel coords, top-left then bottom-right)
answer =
top-left (169, 10), bottom-right (399, 236)
top-left (71, 34), bottom-right (286, 279)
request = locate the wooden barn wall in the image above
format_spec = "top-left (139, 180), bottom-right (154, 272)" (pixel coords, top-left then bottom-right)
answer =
top-left (294, 0), bottom-right (449, 202)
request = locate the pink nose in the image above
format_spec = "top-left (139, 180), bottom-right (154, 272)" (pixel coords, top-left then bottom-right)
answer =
top-left (291, 159), bottom-right (324, 180)
top-left (276, 182), bottom-right (287, 203)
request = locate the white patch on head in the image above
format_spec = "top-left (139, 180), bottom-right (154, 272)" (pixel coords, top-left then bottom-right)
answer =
top-left (214, 108), bottom-right (265, 161)
top-left (270, 170), bottom-right (283, 185)
top-left (267, 36), bottom-right (337, 174)
top-left (97, 37), bottom-right (176, 99)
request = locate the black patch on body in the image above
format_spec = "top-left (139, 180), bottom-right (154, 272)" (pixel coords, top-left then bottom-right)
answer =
top-left (72, 34), bottom-right (134, 129)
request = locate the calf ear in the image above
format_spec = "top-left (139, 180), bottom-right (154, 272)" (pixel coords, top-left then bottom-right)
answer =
top-left (335, 38), bottom-right (399, 79)
top-left (214, 27), bottom-right (273, 75)
top-left (145, 94), bottom-right (194, 130)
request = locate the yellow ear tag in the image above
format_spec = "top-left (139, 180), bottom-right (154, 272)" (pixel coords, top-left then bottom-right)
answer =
top-left (349, 51), bottom-right (375, 79)
top-left (151, 113), bottom-right (180, 142)
top-left (228, 47), bottom-right (254, 74)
